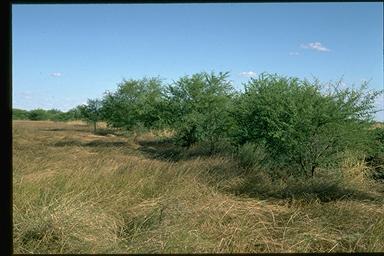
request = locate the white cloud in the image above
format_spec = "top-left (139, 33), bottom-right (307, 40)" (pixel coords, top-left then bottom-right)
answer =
top-left (51, 72), bottom-right (62, 77)
top-left (239, 71), bottom-right (257, 78)
top-left (300, 42), bottom-right (330, 52)
top-left (289, 52), bottom-right (300, 56)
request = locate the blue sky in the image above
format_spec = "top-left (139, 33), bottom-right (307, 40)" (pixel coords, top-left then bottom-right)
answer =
top-left (12, 3), bottom-right (384, 120)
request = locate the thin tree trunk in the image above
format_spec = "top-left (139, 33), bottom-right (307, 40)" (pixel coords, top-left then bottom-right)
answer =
top-left (93, 121), bottom-right (96, 133)
top-left (311, 165), bottom-right (316, 177)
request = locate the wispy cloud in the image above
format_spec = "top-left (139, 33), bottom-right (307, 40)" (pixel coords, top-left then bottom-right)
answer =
top-left (239, 71), bottom-right (257, 78)
top-left (50, 72), bottom-right (62, 77)
top-left (18, 91), bottom-right (33, 100)
top-left (300, 42), bottom-right (330, 52)
top-left (289, 52), bottom-right (300, 56)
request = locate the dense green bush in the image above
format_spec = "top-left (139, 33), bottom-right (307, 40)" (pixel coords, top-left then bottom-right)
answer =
top-left (366, 126), bottom-right (384, 180)
top-left (56, 108), bottom-right (80, 121)
top-left (77, 99), bottom-right (104, 133)
top-left (234, 73), bottom-right (381, 177)
top-left (167, 72), bottom-right (236, 152)
top-left (102, 77), bottom-right (167, 130)
top-left (12, 108), bottom-right (80, 121)
top-left (28, 109), bottom-right (50, 121)
top-left (13, 108), bottom-right (29, 120)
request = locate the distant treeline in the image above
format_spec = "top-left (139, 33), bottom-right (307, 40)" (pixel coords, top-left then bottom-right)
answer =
top-left (12, 108), bottom-right (81, 121)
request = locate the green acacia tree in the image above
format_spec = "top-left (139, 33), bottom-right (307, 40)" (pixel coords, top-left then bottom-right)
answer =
top-left (46, 109), bottom-right (64, 121)
top-left (167, 72), bottom-right (236, 152)
top-left (235, 73), bottom-right (382, 177)
top-left (27, 109), bottom-right (49, 121)
top-left (78, 99), bottom-right (104, 133)
top-left (102, 77), bottom-right (166, 130)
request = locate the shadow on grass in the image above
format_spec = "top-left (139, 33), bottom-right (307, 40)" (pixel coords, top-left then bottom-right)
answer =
top-left (42, 128), bottom-right (66, 131)
top-left (137, 138), bottom-right (184, 162)
top-left (20, 221), bottom-right (60, 250)
top-left (137, 138), bottom-right (225, 162)
top-left (42, 128), bottom-right (88, 132)
top-left (53, 139), bottom-right (128, 148)
top-left (85, 140), bottom-right (127, 147)
top-left (42, 127), bottom-right (121, 136)
top-left (94, 128), bottom-right (119, 136)
top-left (227, 173), bottom-right (380, 203)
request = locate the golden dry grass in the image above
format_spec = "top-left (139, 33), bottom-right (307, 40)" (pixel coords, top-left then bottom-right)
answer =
top-left (13, 120), bottom-right (384, 253)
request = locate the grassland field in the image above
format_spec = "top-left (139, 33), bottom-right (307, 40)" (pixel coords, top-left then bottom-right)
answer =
top-left (13, 120), bottom-right (384, 253)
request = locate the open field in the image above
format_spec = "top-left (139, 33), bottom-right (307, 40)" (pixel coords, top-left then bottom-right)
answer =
top-left (13, 120), bottom-right (384, 253)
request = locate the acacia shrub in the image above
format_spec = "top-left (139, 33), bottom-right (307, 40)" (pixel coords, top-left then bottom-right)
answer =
top-left (27, 109), bottom-right (49, 121)
top-left (234, 73), bottom-right (381, 177)
top-left (78, 99), bottom-right (104, 133)
top-left (166, 72), bottom-right (236, 152)
top-left (13, 108), bottom-right (29, 120)
top-left (102, 77), bottom-right (167, 131)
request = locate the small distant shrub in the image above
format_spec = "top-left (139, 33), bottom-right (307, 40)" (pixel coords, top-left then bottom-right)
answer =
top-left (78, 99), bottom-right (104, 133)
top-left (28, 109), bottom-right (49, 120)
top-left (13, 108), bottom-right (29, 120)
top-left (12, 108), bottom-right (79, 122)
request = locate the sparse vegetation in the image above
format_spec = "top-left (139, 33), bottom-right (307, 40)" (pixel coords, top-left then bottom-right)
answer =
top-left (12, 107), bottom-right (80, 122)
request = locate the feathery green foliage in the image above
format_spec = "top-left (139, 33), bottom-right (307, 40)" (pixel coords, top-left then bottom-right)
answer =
top-left (13, 108), bottom-right (30, 120)
top-left (167, 72), bottom-right (235, 151)
top-left (234, 73), bottom-right (381, 177)
top-left (78, 99), bottom-right (104, 133)
top-left (102, 77), bottom-right (166, 130)
top-left (27, 108), bottom-right (50, 121)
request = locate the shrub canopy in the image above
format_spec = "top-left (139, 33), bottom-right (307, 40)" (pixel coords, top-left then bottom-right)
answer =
top-left (234, 73), bottom-right (381, 176)
top-left (166, 72), bottom-right (236, 150)
top-left (102, 77), bottom-right (166, 130)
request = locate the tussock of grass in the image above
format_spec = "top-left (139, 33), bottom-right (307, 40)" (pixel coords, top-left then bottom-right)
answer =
top-left (13, 121), bottom-right (384, 253)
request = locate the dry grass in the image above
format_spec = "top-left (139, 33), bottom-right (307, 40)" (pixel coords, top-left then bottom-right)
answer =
top-left (13, 120), bottom-right (384, 253)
